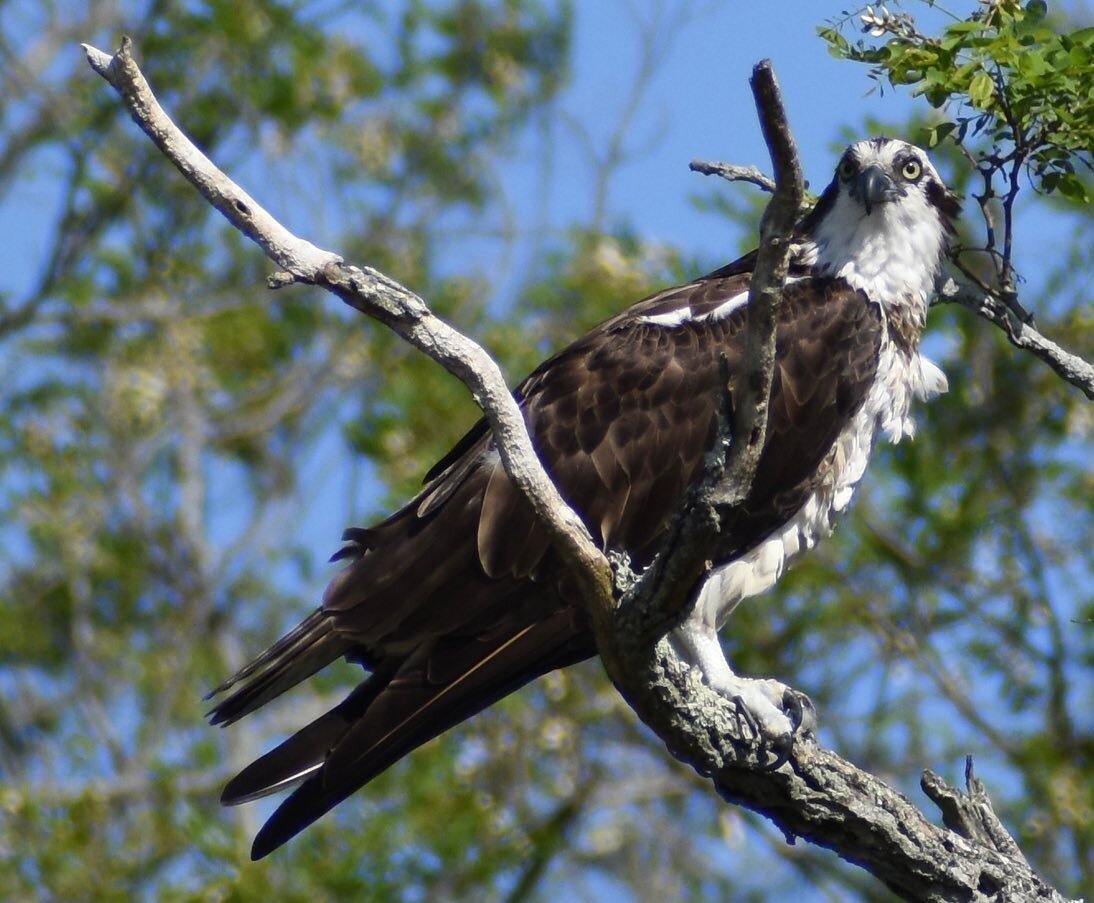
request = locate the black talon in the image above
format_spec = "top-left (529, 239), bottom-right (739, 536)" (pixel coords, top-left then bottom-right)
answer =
top-left (730, 694), bottom-right (761, 741)
top-left (762, 732), bottom-right (794, 771)
top-left (782, 689), bottom-right (817, 735)
top-left (758, 690), bottom-right (816, 769)
top-left (730, 695), bottom-right (793, 770)
top-left (725, 689), bottom-right (815, 770)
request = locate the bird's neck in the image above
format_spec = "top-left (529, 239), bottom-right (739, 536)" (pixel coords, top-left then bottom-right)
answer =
top-left (794, 203), bottom-right (946, 325)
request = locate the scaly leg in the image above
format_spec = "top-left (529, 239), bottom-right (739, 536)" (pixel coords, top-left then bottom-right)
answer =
top-left (670, 620), bottom-right (815, 767)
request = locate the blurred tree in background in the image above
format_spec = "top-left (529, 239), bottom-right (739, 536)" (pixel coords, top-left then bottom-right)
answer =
top-left (0, 1), bottom-right (1088, 900)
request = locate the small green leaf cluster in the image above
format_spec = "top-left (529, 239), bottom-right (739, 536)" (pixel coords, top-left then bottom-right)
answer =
top-left (820, 2), bottom-right (1092, 204)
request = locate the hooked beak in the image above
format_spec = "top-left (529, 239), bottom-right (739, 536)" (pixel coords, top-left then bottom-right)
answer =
top-left (853, 165), bottom-right (899, 214)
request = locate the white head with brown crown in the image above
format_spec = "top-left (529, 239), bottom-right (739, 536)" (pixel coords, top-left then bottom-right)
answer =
top-left (797, 137), bottom-right (961, 307)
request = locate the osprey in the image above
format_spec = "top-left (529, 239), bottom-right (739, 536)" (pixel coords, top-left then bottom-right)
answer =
top-left (209, 137), bottom-right (960, 859)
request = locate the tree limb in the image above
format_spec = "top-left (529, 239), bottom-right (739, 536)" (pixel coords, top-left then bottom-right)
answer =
top-left (689, 158), bottom-right (777, 193)
top-left (84, 38), bottom-right (1078, 902)
top-left (81, 36), bottom-right (614, 619)
top-left (606, 60), bottom-right (801, 660)
top-left (938, 275), bottom-right (1094, 399)
top-left (922, 756), bottom-right (1030, 868)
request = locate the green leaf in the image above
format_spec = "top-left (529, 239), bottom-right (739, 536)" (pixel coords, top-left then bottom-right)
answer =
top-left (968, 70), bottom-right (995, 107)
top-left (1055, 172), bottom-right (1091, 203)
top-left (927, 121), bottom-right (958, 147)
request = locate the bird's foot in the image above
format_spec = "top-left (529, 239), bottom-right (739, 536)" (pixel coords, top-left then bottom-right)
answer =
top-left (668, 623), bottom-right (815, 769)
top-left (716, 675), bottom-right (816, 769)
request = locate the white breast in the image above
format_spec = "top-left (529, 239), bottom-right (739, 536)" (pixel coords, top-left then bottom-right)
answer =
top-left (691, 329), bottom-right (945, 631)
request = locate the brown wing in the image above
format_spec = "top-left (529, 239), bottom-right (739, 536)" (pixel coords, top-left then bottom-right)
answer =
top-left (723, 277), bottom-right (885, 552)
top-left (208, 269), bottom-right (883, 859)
top-left (475, 274), bottom-right (883, 575)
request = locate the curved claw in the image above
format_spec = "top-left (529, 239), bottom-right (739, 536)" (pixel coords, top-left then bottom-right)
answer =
top-left (729, 694), bottom-right (791, 770)
top-left (730, 693), bottom-right (760, 738)
top-left (761, 730), bottom-right (794, 771)
top-left (729, 687), bottom-right (817, 770)
top-left (782, 688), bottom-right (817, 736)
top-left (761, 689), bottom-right (817, 769)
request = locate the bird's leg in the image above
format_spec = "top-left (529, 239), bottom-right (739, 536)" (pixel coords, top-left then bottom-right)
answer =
top-left (670, 621), bottom-right (815, 767)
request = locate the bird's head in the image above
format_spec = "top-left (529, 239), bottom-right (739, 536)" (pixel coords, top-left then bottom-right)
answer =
top-left (798, 138), bottom-right (961, 303)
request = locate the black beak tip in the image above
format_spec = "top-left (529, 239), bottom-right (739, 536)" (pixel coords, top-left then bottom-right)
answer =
top-left (856, 165), bottom-right (895, 215)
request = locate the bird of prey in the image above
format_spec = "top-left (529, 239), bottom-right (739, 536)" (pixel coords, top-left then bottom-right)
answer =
top-left (208, 137), bottom-right (960, 859)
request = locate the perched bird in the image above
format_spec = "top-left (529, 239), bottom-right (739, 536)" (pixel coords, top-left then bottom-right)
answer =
top-left (208, 137), bottom-right (960, 859)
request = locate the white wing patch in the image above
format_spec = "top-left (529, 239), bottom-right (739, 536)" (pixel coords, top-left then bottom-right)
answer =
top-left (637, 307), bottom-right (694, 327)
top-left (637, 290), bottom-right (753, 327)
top-left (699, 291), bottom-right (749, 322)
top-left (639, 279), bottom-right (810, 327)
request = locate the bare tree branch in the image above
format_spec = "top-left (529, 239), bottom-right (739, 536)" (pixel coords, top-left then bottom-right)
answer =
top-left (81, 37), bottom-right (614, 617)
top-left (922, 757), bottom-right (1030, 868)
top-left (84, 38), bottom-right (1078, 903)
top-left (723, 62), bottom-right (803, 498)
top-left (938, 275), bottom-right (1094, 399)
top-left (689, 158), bottom-right (777, 194)
top-left (606, 60), bottom-right (802, 660)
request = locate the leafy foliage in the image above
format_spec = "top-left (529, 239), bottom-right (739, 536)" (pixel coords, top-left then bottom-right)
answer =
top-left (821, 1), bottom-right (1093, 306)
top-left (821, 2), bottom-right (1092, 195)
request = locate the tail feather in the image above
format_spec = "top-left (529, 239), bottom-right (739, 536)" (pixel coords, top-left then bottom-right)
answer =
top-left (220, 669), bottom-right (396, 805)
top-left (248, 609), bottom-right (593, 860)
top-left (207, 609), bottom-right (349, 727)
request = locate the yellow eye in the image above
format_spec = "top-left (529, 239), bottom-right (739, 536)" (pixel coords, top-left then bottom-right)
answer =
top-left (901, 158), bottom-right (923, 181)
top-left (838, 158), bottom-right (856, 181)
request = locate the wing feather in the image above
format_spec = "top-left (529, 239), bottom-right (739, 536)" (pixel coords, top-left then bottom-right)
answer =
top-left (247, 604), bottom-right (594, 860)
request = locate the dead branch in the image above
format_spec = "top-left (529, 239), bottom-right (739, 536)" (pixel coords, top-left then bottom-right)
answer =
top-left (938, 275), bottom-right (1094, 399)
top-left (689, 158), bottom-right (777, 193)
top-left (81, 36), bottom-right (613, 616)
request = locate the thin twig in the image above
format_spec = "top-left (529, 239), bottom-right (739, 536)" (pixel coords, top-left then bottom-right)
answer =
top-left (689, 159), bottom-right (777, 194)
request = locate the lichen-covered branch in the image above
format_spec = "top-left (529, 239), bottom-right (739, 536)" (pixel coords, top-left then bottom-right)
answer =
top-left (84, 38), bottom-right (1076, 903)
top-left (922, 756), bottom-right (1030, 867)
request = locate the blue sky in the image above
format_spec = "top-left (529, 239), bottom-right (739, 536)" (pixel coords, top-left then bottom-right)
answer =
top-left (511, 2), bottom-right (939, 264)
top-left (393, 0), bottom-right (1089, 345)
